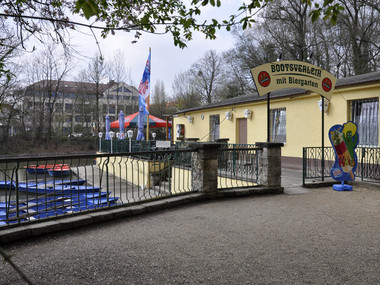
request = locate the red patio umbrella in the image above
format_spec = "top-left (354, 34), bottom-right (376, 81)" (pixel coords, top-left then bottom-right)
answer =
top-left (110, 112), bottom-right (171, 128)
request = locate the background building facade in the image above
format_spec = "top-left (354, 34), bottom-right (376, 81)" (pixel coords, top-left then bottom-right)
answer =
top-left (24, 80), bottom-right (138, 136)
top-left (174, 71), bottom-right (380, 165)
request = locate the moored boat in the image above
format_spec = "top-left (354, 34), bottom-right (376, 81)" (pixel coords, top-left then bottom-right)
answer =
top-left (47, 166), bottom-right (71, 177)
top-left (38, 178), bottom-right (86, 187)
top-left (17, 183), bottom-right (102, 194)
top-left (0, 192), bottom-right (119, 225)
top-left (24, 164), bottom-right (69, 174)
top-left (0, 178), bottom-right (86, 191)
top-left (0, 180), bottom-right (15, 189)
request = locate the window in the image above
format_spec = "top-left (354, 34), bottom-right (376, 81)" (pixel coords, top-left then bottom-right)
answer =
top-left (74, 105), bottom-right (83, 113)
top-left (55, 103), bottom-right (63, 113)
top-left (351, 98), bottom-right (379, 146)
top-left (210, 115), bottom-right (220, 141)
top-left (65, 103), bottom-right (72, 111)
top-left (270, 108), bottom-right (286, 143)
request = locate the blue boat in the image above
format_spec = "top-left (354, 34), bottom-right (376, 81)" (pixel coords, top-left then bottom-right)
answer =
top-left (47, 166), bottom-right (71, 177)
top-left (26, 179), bottom-right (87, 188)
top-left (0, 181), bottom-right (15, 189)
top-left (0, 179), bottom-right (87, 190)
top-left (0, 192), bottom-right (110, 209)
top-left (17, 184), bottom-right (102, 194)
top-left (24, 164), bottom-right (69, 174)
top-left (0, 192), bottom-right (119, 224)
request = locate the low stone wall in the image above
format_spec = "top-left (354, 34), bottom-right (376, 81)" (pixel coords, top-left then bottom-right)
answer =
top-left (96, 142), bottom-right (284, 194)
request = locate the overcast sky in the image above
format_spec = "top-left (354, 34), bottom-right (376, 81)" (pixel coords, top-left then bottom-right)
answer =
top-left (66, 0), bottom-right (253, 97)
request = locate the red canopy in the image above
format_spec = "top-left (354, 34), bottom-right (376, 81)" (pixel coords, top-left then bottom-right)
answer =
top-left (110, 112), bottom-right (171, 129)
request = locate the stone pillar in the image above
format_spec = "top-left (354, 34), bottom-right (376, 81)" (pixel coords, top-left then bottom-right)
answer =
top-left (190, 142), bottom-right (221, 193)
top-left (256, 142), bottom-right (284, 189)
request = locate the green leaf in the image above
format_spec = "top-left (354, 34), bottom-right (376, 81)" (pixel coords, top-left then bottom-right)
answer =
top-left (310, 10), bottom-right (321, 23)
top-left (75, 0), bottom-right (100, 19)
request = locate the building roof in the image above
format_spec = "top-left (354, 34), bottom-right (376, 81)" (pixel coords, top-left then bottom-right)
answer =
top-left (25, 80), bottom-right (137, 95)
top-left (176, 70), bottom-right (380, 114)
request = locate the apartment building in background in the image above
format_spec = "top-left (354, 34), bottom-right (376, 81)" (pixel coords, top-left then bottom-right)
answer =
top-left (24, 79), bottom-right (139, 135)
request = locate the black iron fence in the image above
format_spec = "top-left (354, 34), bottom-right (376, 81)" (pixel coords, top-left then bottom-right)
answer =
top-left (0, 144), bottom-right (260, 228)
top-left (217, 144), bottom-right (259, 188)
top-left (0, 149), bottom-right (194, 228)
top-left (174, 142), bottom-right (260, 187)
top-left (98, 139), bottom-right (153, 153)
top-left (303, 146), bottom-right (380, 185)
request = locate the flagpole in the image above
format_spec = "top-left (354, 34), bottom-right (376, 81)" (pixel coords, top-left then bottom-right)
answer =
top-left (146, 47), bottom-right (151, 141)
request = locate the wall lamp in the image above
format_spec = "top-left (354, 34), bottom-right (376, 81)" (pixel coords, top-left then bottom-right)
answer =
top-left (318, 99), bottom-right (330, 113)
top-left (244, 109), bottom-right (252, 119)
top-left (187, 116), bottom-right (194, 123)
top-left (225, 111), bottom-right (232, 121)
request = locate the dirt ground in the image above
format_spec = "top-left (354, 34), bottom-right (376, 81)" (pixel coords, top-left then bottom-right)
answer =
top-left (1, 185), bottom-right (379, 285)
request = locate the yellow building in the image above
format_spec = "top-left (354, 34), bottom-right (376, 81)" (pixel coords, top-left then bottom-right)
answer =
top-left (173, 71), bottom-right (380, 168)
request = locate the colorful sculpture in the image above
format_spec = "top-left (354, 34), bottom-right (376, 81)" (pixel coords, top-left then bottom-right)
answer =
top-left (328, 121), bottom-right (359, 191)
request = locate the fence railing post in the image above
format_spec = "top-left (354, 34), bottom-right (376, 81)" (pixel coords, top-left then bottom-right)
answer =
top-left (302, 147), bottom-right (306, 186)
top-left (256, 142), bottom-right (284, 192)
top-left (190, 142), bottom-right (221, 193)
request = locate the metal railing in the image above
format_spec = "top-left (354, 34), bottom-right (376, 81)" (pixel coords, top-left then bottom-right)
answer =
top-left (303, 146), bottom-right (380, 184)
top-left (98, 139), bottom-right (153, 153)
top-left (0, 143), bottom-right (262, 228)
top-left (218, 144), bottom-right (259, 189)
top-left (0, 149), bottom-right (195, 227)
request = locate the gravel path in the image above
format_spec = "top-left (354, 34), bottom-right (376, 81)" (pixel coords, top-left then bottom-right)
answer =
top-left (1, 185), bottom-right (379, 285)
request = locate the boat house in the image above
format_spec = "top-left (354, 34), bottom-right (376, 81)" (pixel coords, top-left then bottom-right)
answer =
top-left (173, 71), bottom-right (380, 168)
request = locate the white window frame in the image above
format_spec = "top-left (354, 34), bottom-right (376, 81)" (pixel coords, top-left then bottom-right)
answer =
top-left (209, 115), bottom-right (220, 142)
top-left (270, 108), bottom-right (286, 143)
top-left (350, 98), bottom-right (379, 146)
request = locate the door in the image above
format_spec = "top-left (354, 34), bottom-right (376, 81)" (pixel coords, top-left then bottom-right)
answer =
top-left (239, 118), bottom-right (247, 144)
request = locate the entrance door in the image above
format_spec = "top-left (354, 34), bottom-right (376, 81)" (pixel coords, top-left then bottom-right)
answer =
top-left (239, 118), bottom-right (247, 144)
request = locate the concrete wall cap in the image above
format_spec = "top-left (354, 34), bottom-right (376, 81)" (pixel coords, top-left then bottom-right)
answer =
top-left (256, 142), bottom-right (284, 148)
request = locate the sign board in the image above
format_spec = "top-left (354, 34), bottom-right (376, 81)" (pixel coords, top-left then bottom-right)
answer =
top-left (329, 121), bottom-right (359, 181)
top-left (250, 60), bottom-right (337, 100)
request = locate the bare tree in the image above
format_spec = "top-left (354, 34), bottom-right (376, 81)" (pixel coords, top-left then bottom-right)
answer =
top-left (108, 49), bottom-right (133, 116)
top-left (260, 0), bottom-right (314, 61)
top-left (191, 50), bottom-right (224, 104)
top-left (335, 0), bottom-right (380, 75)
top-left (171, 71), bottom-right (202, 111)
top-left (150, 80), bottom-right (170, 118)
top-left (22, 45), bottom-right (71, 140)
top-left (220, 27), bottom-right (269, 97)
top-left (86, 54), bottom-right (107, 132)
top-left (0, 69), bottom-right (23, 143)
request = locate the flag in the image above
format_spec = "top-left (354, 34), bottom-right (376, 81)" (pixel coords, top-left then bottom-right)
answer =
top-left (136, 106), bottom-right (145, 141)
top-left (138, 51), bottom-right (151, 116)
